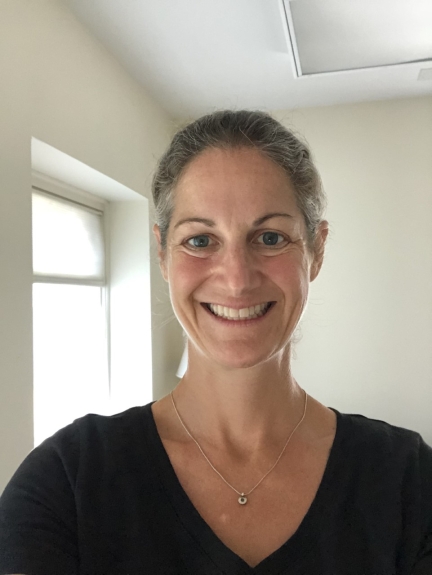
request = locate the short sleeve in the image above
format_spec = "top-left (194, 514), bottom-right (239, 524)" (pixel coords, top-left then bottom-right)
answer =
top-left (0, 423), bottom-right (80, 575)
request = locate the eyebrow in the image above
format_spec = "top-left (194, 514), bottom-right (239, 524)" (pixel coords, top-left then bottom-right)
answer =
top-left (174, 217), bottom-right (215, 229)
top-left (253, 212), bottom-right (293, 226)
top-left (173, 212), bottom-right (293, 229)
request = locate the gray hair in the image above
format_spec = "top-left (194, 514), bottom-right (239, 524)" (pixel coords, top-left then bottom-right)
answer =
top-left (152, 110), bottom-right (326, 250)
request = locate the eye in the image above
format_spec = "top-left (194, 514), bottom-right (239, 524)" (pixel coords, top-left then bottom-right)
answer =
top-left (257, 231), bottom-right (286, 246)
top-left (186, 235), bottom-right (211, 248)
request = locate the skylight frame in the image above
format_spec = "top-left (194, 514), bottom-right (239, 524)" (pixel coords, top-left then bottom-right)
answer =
top-left (281, 0), bottom-right (432, 78)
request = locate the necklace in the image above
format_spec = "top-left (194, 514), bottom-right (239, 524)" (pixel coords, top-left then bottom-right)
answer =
top-left (170, 388), bottom-right (308, 505)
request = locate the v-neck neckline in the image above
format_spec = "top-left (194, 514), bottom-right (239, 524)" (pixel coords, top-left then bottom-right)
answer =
top-left (142, 402), bottom-right (344, 574)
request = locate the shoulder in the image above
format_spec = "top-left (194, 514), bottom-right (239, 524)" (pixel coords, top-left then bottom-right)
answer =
top-left (69, 402), bottom-right (154, 445)
top-left (342, 412), bottom-right (432, 544)
top-left (333, 408), bottom-right (432, 485)
top-left (0, 403), bottom-right (160, 573)
top-left (60, 402), bottom-right (157, 472)
top-left (3, 402), bottom-right (156, 495)
top-left (335, 408), bottom-right (428, 449)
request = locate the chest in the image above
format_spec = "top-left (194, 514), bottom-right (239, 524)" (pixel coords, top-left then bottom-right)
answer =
top-left (161, 436), bottom-right (334, 568)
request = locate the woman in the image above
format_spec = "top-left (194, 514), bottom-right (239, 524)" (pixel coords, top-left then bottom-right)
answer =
top-left (0, 110), bottom-right (431, 574)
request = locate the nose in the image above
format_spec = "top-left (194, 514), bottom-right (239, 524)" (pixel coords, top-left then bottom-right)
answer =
top-left (217, 245), bottom-right (262, 296)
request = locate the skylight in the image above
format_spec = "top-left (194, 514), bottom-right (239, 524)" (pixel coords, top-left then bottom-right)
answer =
top-left (283, 0), bottom-right (432, 76)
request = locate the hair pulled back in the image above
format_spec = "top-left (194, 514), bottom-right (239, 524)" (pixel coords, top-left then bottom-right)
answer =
top-left (152, 110), bottom-right (326, 250)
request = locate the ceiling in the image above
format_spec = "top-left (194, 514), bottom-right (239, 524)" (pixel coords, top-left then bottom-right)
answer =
top-left (64, 0), bottom-right (432, 119)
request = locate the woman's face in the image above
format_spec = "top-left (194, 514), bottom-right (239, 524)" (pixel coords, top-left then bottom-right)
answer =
top-left (154, 146), bottom-right (328, 370)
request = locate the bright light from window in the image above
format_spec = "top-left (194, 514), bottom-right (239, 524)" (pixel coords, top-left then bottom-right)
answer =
top-left (32, 187), bottom-right (109, 446)
top-left (33, 283), bottom-right (109, 446)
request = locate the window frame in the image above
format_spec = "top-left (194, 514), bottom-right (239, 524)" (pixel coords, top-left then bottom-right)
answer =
top-left (31, 139), bottom-right (154, 417)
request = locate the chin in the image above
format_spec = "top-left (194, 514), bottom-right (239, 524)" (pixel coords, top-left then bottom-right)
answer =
top-left (205, 344), bottom-right (282, 371)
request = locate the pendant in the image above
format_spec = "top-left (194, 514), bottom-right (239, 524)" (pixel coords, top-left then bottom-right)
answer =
top-left (238, 493), bottom-right (247, 505)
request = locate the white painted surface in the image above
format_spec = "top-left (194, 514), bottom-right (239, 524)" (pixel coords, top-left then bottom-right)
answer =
top-left (32, 139), bottom-right (143, 202)
top-left (109, 201), bottom-right (154, 413)
top-left (64, 0), bottom-right (432, 117)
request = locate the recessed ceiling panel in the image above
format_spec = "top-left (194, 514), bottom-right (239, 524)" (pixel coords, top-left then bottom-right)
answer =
top-left (284, 0), bottom-right (432, 76)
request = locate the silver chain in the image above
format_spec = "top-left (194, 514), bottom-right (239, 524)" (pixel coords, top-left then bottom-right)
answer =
top-left (170, 388), bottom-right (308, 499)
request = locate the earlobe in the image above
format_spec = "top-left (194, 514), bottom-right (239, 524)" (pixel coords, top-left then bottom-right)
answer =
top-left (153, 224), bottom-right (168, 282)
top-left (310, 256), bottom-right (322, 282)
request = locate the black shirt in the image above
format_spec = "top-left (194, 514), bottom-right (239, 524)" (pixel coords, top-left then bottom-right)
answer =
top-left (0, 402), bottom-right (431, 574)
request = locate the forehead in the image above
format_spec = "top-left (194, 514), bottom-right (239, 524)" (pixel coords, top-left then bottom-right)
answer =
top-left (173, 147), bottom-right (300, 217)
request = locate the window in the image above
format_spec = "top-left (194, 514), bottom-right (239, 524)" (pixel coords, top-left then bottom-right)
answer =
top-left (31, 138), bottom-right (154, 448)
top-left (32, 179), bottom-right (110, 446)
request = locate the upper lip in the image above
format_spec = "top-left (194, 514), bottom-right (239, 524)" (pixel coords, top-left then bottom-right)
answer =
top-left (202, 301), bottom-right (274, 309)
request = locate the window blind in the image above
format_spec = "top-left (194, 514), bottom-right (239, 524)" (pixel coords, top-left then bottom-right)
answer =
top-left (32, 190), bottom-right (105, 281)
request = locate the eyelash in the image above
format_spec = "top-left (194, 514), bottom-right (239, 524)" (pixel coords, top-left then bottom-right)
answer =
top-left (184, 231), bottom-right (289, 249)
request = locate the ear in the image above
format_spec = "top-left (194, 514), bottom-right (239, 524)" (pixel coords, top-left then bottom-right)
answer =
top-left (153, 224), bottom-right (168, 282)
top-left (309, 221), bottom-right (329, 282)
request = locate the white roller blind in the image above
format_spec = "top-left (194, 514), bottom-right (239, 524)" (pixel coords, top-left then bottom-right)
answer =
top-left (32, 190), bottom-right (105, 280)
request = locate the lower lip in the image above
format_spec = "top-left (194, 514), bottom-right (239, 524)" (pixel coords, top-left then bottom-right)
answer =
top-left (201, 303), bottom-right (274, 325)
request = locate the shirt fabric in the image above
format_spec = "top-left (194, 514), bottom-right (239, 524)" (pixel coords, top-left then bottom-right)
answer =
top-left (0, 402), bottom-right (431, 575)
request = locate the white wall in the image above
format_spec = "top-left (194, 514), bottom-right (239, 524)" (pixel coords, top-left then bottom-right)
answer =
top-left (274, 97), bottom-right (432, 443)
top-left (0, 0), bottom-right (182, 492)
top-left (108, 201), bottom-right (153, 412)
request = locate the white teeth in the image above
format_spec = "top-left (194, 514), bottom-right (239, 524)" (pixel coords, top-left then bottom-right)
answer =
top-left (208, 302), bottom-right (270, 320)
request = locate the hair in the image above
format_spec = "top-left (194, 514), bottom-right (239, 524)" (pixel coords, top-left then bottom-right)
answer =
top-left (152, 110), bottom-right (326, 250)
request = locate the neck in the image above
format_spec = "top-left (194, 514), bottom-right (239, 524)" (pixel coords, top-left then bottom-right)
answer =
top-left (172, 345), bottom-right (307, 460)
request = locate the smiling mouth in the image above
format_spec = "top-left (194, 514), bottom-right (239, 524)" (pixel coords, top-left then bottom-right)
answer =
top-left (204, 302), bottom-right (273, 320)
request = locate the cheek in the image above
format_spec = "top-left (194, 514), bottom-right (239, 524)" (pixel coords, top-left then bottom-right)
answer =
top-left (267, 256), bottom-right (310, 295)
top-left (168, 253), bottom-right (211, 298)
